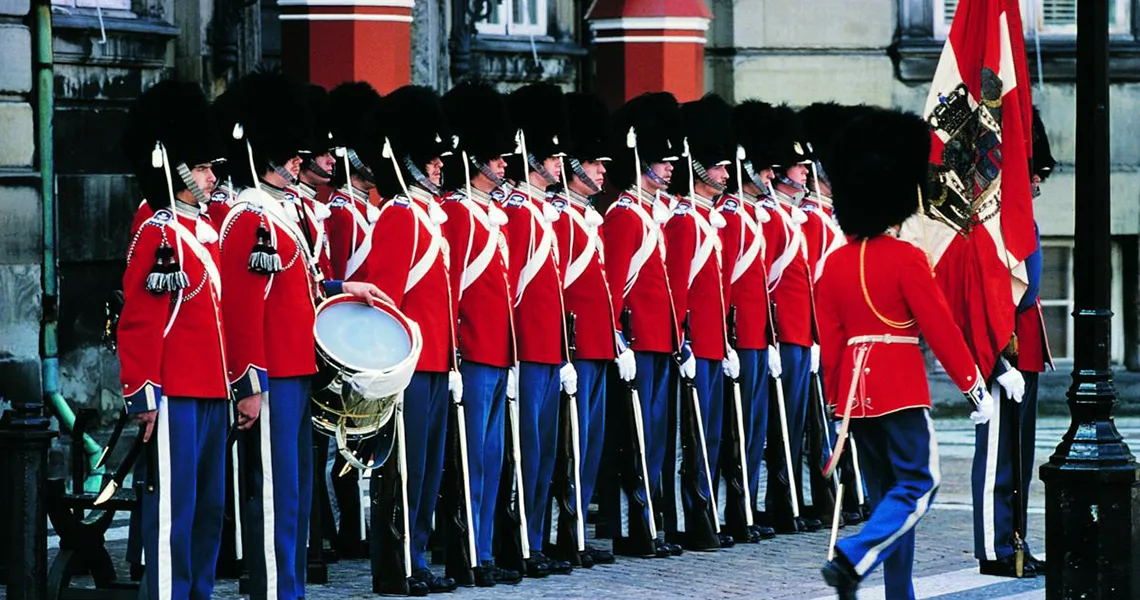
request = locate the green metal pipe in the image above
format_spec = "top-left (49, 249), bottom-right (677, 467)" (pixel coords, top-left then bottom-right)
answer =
top-left (36, 0), bottom-right (103, 491)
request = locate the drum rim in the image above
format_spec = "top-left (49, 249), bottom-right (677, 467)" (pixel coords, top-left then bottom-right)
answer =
top-left (313, 293), bottom-right (418, 374)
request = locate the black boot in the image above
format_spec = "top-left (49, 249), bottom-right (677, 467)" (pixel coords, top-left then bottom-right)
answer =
top-left (820, 552), bottom-right (860, 600)
top-left (471, 566), bottom-right (496, 588)
top-left (411, 568), bottom-right (457, 593)
top-left (523, 554), bottom-right (551, 579)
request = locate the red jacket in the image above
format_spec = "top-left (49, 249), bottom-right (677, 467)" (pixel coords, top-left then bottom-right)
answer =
top-left (118, 208), bottom-right (228, 411)
top-left (554, 190), bottom-right (618, 361)
top-left (326, 187), bottom-right (378, 281)
top-left (440, 188), bottom-right (515, 368)
top-left (602, 189), bottom-right (680, 354)
top-left (664, 195), bottom-right (727, 361)
top-left (355, 189), bottom-right (456, 373)
top-left (1014, 300), bottom-right (1052, 373)
top-left (763, 194), bottom-right (814, 348)
top-left (816, 236), bottom-right (980, 418)
top-left (501, 187), bottom-right (565, 365)
top-left (799, 196), bottom-right (843, 283)
top-left (288, 183), bottom-right (335, 282)
top-left (219, 189), bottom-right (319, 398)
top-left (717, 193), bottom-right (770, 350)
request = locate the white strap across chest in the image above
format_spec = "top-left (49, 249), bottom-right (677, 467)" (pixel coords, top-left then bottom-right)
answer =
top-left (458, 198), bottom-right (505, 298)
top-left (515, 199), bottom-right (556, 305)
top-left (767, 204), bottom-right (804, 291)
top-left (619, 199), bottom-right (664, 298)
top-left (731, 204), bottom-right (766, 284)
top-left (563, 205), bottom-right (600, 288)
top-left (405, 199), bottom-right (444, 293)
top-left (168, 219), bottom-right (221, 298)
top-left (688, 207), bottom-right (720, 286)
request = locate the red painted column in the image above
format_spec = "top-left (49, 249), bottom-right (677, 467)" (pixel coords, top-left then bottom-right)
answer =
top-left (586, 0), bottom-right (711, 109)
top-left (278, 0), bottom-right (412, 93)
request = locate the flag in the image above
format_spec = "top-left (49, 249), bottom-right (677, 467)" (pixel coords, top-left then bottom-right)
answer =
top-left (901, 0), bottom-right (1036, 379)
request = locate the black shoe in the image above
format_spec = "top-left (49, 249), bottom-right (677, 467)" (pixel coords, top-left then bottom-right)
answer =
top-left (577, 550), bottom-right (595, 568)
top-left (584, 545), bottom-right (615, 565)
top-left (980, 555), bottom-right (1038, 578)
top-left (663, 541), bottom-right (684, 556)
top-left (821, 553), bottom-right (860, 600)
top-left (412, 569), bottom-right (457, 593)
top-left (537, 552), bottom-right (572, 575)
top-left (491, 564), bottom-right (522, 585)
top-left (772, 518), bottom-right (800, 534)
top-left (373, 578), bottom-right (429, 597)
top-left (841, 510), bottom-right (863, 525)
top-left (523, 555), bottom-right (551, 579)
top-left (718, 533), bottom-right (736, 548)
top-left (613, 538), bottom-right (660, 558)
top-left (750, 525), bottom-right (777, 540)
top-left (798, 517), bottom-right (823, 532)
top-left (472, 566), bottom-right (496, 588)
top-left (1027, 553), bottom-right (1046, 572)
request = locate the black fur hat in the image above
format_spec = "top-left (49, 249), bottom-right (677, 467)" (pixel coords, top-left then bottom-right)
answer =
top-left (353, 99), bottom-right (405, 200)
top-left (1031, 106), bottom-right (1055, 181)
top-left (328, 81), bottom-right (385, 186)
top-left (122, 80), bottom-right (219, 210)
top-left (799, 103), bottom-right (873, 165)
top-left (769, 104), bottom-right (813, 169)
top-left (506, 83), bottom-right (570, 183)
top-left (214, 70), bottom-right (313, 188)
top-left (670, 94), bottom-right (734, 196)
top-left (733, 99), bottom-right (781, 169)
top-left (303, 83), bottom-right (334, 155)
top-left (384, 85), bottom-right (454, 170)
top-left (442, 81), bottom-right (516, 164)
top-left (608, 92), bottom-right (683, 191)
top-left (828, 108), bottom-right (931, 239)
top-left (566, 93), bottom-right (611, 162)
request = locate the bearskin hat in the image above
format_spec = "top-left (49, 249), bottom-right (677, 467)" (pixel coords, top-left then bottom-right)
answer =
top-left (799, 103), bottom-right (873, 164)
top-left (1032, 106), bottom-right (1055, 181)
top-left (214, 70), bottom-right (313, 189)
top-left (508, 82), bottom-right (570, 160)
top-left (769, 104), bottom-right (813, 169)
top-left (303, 83), bottom-right (334, 155)
top-left (122, 80), bottom-right (220, 210)
top-left (827, 108), bottom-right (930, 239)
top-left (384, 85), bottom-right (454, 170)
top-left (353, 99), bottom-right (406, 200)
top-left (669, 94), bottom-right (734, 196)
top-left (327, 81), bottom-right (385, 186)
top-left (733, 99), bottom-right (782, 170)
top-left (608, 92), bottom-right (683, 191)
top-left (442, 81), bottom-right (516, 164)
top-left (566, 93), bottom-right (611, 162)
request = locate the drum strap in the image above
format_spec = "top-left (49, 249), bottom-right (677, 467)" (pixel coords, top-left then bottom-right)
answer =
top-left (689, 207), bottom-right (720, 287)
top-left (515, 199), bottom-right (556, 306)
top-left (563, 205), bottom-right (599, 289)
top-left (731, 204), bottom-right (765, 284)
top-left (459, 198), bottom-right (501, 297)
top-left (406, 199), bottom-right (442, 293)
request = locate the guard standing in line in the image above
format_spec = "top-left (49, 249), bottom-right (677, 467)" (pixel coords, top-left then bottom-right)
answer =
top-left (325, 82), bottom-right (384, 283)
top-left (289, 82), bottom-right (335, 281)
top-left (499, 83), bottom-right (577, 579)
top-left (603, 92), bottom-right (686, 559)
top-left (216, 71), bottom-right (388, 600)
top-left (355, 85), bottom-right (460, 595)
top-left (548, 92), bottom-right (627, 568)
top-left (118, 79), bottom-right (229, 600)
top-left (438, 81), bottom-right (522, 588)
top-left (817, 107), bottom-right (996, 600)
top-left (662, 94), bottom-right (738, 551)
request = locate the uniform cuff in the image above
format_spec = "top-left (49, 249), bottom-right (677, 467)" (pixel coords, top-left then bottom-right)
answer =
top-left (124, 383), bottom-right (161, 414)
top-left (322, 280), bottom-right (344, 296)
top-left (230, 366), bottom-right (268, 400)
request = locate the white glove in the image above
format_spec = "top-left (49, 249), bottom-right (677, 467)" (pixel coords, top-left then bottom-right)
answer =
top-left (448, 370), bottom-right (464, 403)
top-left (996, 358), bottom-right (1025, 403)
top-left (767, 348), bottom-right (783, 379)
top-left (722, 348), bottom-right (740, 379)
top-left (615, 348), bottom-right (637, 382)
top-left (507, 365), bottom-right (519, 400)
top-left (560, 362), bottom-right (578, 396)
top-left (965, 371), bottom-right (995, 426)
top-left (810, 344), bottom-right (821, 374)
top-left (678, 341), bottom-right (697, 380)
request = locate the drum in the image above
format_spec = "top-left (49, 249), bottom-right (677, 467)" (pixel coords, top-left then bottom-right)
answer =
top-left (313, 294), bottom-right (422, 470)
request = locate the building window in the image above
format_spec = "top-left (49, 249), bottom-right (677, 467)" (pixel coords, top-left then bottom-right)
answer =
top-left (1039, 239), bottom-right (1125, 363)
top-left (476, 0), bottom-right (548, 36)
top-left (51, 0), bottom-right (133, 12)
top-left (934, 0), bottom-right (1132, 39)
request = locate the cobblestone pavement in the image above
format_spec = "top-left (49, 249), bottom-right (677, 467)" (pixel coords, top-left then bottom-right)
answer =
top-left (47, 416), bottom-right (1140, 599)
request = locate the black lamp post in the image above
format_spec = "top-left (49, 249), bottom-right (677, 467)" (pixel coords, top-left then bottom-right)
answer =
top-left (1038, 1), bottom-right (1140, 598)
top-left (449, 0), bottom-right (498, 83)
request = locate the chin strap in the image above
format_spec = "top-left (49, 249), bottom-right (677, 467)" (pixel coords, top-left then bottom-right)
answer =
top-left (402, 155), bottom-right (441, 195)
top-left (641, 162), bottom-right (670, 188)
top-left (743, 161), bottom-right (772, 196)
top-left (174, 162), bottom-right (210, 205)
top-left (345, 148), bottom-right (376, 184)
top-left (569, 158), bottom-right (601, 196)
top-left (304, 157), bottom-right (333, 181)
top-left (778, 173), bottom-right (806, 192)
top-left (472, 156), bottom-right (507, 188)
top-left (268, 161), bottom-right (298, 186)
top-left (527, 153), bottom-right (560, 187)
top-left (692, 160), bottom-right (727, 194)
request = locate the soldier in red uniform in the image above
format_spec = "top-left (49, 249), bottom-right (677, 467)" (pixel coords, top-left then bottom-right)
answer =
top-left (547, 92), bottom-right (626, 568)
top-left (662, 94), bottom-right (738, 551)
top-left (353, 85), bottom-right (459, 596)
top-left (118, 79), bottom-right (228, 600)
top-left (290, 83), bottom-right (334, 281)
top-left (816, 108), bottom-right (995, 600)
top-left (603, 92), bottom-right (685, 559)
top-left (325, 82), bottom-right (385, 282)
top-left (499, 83), bottom-right (576, 578)
top-left (438, 82), bottom-right (522, 588)
top-left (215, 72), bottom-right (387, 600)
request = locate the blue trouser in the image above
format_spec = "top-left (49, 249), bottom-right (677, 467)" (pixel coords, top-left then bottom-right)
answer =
top-left (694, 358), bottom-right (725, 497)
top-left (635, 351), bottom-right (674, 497)
top-left (575, 359), bottom-right (607, 520)
top-left (404, 371), bottom-right (450, 571)
top-left (838, 408), bottom-right (940, 600)
top-left (972, 371), bottom-right (1039, 560)
top-left (459, 361), bottom-right (508, 564)
top-left (737, 349), bottom-right (770, 512)
top-left (765, 343), bottom-right (810, 519)
top-left (140, 397), bottom-right (227, 600)
top-left (518, 361), bottom-right (562, 552)
top-left (243, 377), bottom-right (312, 600)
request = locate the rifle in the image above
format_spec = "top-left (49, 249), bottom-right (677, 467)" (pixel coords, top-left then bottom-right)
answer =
top-left (721, 305), bottom-right (756, 542)
top-left (671, 313), bottom-right (719, 550)
top-left (614, 306), bottom-right (658, 556)
top-left (369, 404), bottom-right (412, 594)
top-left (549, 312), bottom-right (585, 563)
top-left (767, 303), bottom-right (801, 521)
top-left (494, 370), bottom-right (530, 574)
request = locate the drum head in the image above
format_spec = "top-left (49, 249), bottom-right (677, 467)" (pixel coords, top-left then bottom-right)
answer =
top-left (315, 300), bottom-right (413, 372)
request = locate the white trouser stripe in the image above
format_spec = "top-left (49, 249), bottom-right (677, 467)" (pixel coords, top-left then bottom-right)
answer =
top-left (259, 392), bottom-right (279, 599)
top-left (982, 392), bottom-right (1001, 560)
top-left (157, 399), bottom-right (173, 600)
top-left (853, 410), bottom-right (941, 576)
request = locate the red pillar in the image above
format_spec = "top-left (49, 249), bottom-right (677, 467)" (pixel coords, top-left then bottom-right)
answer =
top-left (586, 1), bottom-right (711, 109)
top-left (278, 0), bottom-right (412, 93)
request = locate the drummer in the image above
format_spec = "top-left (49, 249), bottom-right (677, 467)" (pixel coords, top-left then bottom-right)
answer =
top-left (354, 86), bottom-right (460, 595)
top-left (216, 72), bottom-right (388, 600)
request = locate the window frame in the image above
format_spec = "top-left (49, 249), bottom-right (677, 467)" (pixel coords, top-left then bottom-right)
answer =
top-left (932, 0), bottom-right (1131, 39)
top-left (1039, 238), bottom-right (1075, 360)
top-left (476, 0), bottom-right (549, 38)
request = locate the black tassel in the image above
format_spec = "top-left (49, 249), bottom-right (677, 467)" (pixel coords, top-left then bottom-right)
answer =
top-left (248, 224), bottom-right (283, 274)
top-left (145, 239), bottom-right (189, 294)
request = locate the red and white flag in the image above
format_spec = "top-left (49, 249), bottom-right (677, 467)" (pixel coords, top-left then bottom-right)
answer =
top-left (902, 0), bottom-right (1037, 379)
